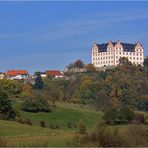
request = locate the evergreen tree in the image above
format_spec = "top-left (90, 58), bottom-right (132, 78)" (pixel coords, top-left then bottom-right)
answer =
top-left (0, 92), bottom-right (16, 120)
top-left (34, 72), bottom-right (44, 89)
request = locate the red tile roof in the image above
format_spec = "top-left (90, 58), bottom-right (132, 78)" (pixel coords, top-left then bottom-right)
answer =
top-left (7, 70), bottom-right (29, 76)
top-left (46, 70), bottom-right (63, 76)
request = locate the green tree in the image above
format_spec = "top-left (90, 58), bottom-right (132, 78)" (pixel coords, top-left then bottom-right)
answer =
top-left (34, 72), bottom-right (44, 89)
top-left (144, 57), bottom-right (148, 67)
top-left (103, 106), bottom-right (135, 125)
top-left (0, 92), bottom-right (16, 120)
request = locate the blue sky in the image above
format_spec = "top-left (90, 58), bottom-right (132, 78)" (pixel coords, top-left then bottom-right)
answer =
top-left (0, 1), bottom-right (148, 74)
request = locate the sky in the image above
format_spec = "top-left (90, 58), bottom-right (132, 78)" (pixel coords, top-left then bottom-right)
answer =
top-left (0, 1), bottom-right (148, 74)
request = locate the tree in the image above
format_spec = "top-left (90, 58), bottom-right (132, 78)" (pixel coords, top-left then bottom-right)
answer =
top-left (103, 106), bottom-right (135, 125)
top-left (74, 59), bottom-right (84, 68)
top-left (144, 57), bottom-right (148, 67)
top-left (34, 72), bottom-right (44, 89)
top-left (85, 64), bottom-right (96, 72)
top-left (118, 57), bottom-right (132, 66)
top-left (0, 79), bottom-right (22, 100)
top-left (0, 92), bottom-right (16, 120)
top-left (22, 92), bottom-right (51, 112)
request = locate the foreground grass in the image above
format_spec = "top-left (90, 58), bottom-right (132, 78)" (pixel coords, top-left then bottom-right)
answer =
top-left (0, 103), bottom-right (103, 146)
top-left (0, 119), bottom-right (75, 146)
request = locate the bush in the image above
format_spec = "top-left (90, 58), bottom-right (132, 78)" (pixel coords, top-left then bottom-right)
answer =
top-left (0, 96), bottom-right (16, 120)
top-left (132, 112), bottom-right (145, 124)
top-left (49, 122), bottom-right (60, 129)
top-left (16, 117), bottom-right (26, 124)
top-left (40, 121), bottom-right (46, 128)
top-left (16, 117), bottom-right (33, 125)
top-left (103, 106), bottom-right (135, 125)
top-left (78, 121), bottom-right (87, 134)
top-left (25, 118), bottom-right (33, 126)
top-left (137, 100), bottom-right (148, 111)
top-left (69, 122), bottom-right (122, 147)
top-left (21, 95), bottom-right (51, 113)
top-left (144, 120), bottom-right (148, 125)
top-left (67, 122), bottom-right (77, 129)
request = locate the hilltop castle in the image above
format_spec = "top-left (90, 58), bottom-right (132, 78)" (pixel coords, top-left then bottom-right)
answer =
top-left (91, 40), bottom-right (144, 68)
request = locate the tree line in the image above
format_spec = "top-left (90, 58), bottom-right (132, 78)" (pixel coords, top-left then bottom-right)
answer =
top-left (0, 57), bottom-right (148, 120)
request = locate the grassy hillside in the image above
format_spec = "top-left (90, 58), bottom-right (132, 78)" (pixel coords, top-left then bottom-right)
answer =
top-left (20, 102), bottom-right (103, 130)
top-left (0, 103), bottom-right (103, 146)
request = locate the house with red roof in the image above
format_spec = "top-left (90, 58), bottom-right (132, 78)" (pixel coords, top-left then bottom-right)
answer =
top-left (45, 70), bottom-right (64, 78)
top-left (6, 70), bottom-right (29, 80)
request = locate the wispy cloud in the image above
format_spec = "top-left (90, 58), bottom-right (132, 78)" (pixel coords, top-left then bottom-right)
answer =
top-left (26, 10), bottom-right (148, 42)
top-left (0, 9), bottom-right (147, 42)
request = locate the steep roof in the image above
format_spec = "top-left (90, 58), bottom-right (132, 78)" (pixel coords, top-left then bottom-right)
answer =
top-left (96, 43), bottom-right (108, 52)
top-left (7, 70), bottom-right (29, 76)
top-left (46, 70), bottom-right (63, 76)
top-left (96, 41), bottom-right (137, 52)
top-left (121, 43), bottom-right (135, 52)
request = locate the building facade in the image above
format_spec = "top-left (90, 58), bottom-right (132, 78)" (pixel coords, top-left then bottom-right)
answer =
top-left (91, 40), bottom-right (144, 68)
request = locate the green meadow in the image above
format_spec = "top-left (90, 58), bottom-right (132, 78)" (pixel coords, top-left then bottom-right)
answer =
top-left (0, 103), bottom-right (103, 147)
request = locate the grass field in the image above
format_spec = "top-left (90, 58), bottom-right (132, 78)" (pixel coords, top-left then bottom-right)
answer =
top-left (0, 102), bottom-right (103, 146)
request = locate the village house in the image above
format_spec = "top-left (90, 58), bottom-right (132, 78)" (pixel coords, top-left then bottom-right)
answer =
top-left (45, 70), bottom-right (64, 78)
top-left (6, 70), bottom-right (29, 80)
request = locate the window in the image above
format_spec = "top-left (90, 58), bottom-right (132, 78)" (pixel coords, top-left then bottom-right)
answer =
top-left (126, 52), bottom-right (128, 55)
top-left (137, 53), bottom-right (138, 56)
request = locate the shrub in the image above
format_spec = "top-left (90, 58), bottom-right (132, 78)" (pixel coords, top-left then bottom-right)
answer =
top-left (103, 106), bottom-right (135, 125)
top-left (137, 100), bottom-right (148, 111)
top-left (144, 120), bottom-right (148, 125)
top-left (0, 95), bottom-right (16, 120)
top-left (69, 122), bottom-right (122, 147)
top-left (40, 121), bottom-right (46, 128)
top-left (49, 122), bottom-right (60, 129)
top-left (16, 117), bottom-right (26, 124)
top-left (78, 121), bottom-right (87, 134)
top-left (16, 117), bottom-right (33, 125)
top-left (67, 122), bottom-right (77, 129)
top-left (132, 112), bottom-right (145, 124)
top-left (21, 96), bottom-right (51, 113)
top-left (25, 118), bottom-right (33, 126)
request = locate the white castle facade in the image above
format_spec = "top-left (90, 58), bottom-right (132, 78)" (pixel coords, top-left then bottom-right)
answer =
top-left (91, 40), bottom-right (144, 68)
